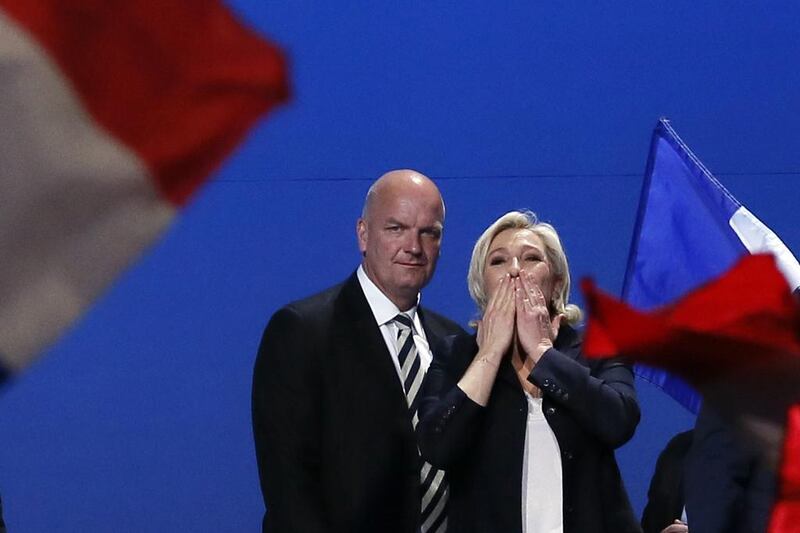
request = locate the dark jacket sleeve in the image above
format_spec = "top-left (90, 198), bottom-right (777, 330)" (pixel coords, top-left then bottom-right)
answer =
top-left (417, 334), bottom-right (485, 469)
top-left (530, 348), bottom-right (640, 448)
top-left (252, 306), bottom-right (328, 533)
top-left (684, 404), bottom-right (775, 533)
top-left (641, 430), bottom-right (693, 533)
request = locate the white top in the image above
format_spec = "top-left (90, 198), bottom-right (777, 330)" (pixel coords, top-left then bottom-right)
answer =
top-left (521, 393), bottom-right (564, 533)
top-left (356, 265), bottom-right (433, 383)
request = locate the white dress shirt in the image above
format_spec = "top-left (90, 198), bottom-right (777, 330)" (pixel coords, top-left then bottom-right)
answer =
top-left (521, 393), bottom-right (563, 533)
top-left (357, 265), bottom-right (434, 383)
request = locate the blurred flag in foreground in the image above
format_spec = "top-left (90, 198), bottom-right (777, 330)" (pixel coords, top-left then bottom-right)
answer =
top-left (0, 0), bottom-right (288, 383)
top-left (771, 404), bottom-right (800, 532)
top-left (623, 118), bottom-right (800, 413)
top-left (583, 254), bottom-right (800, 532)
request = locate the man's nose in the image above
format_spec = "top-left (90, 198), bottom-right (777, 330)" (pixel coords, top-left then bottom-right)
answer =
top-left (404, 231), bottom-right (422, 254)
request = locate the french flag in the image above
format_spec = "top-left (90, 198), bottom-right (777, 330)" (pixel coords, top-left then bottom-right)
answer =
top-left (622, 118), bottom-right (800, 413)
top-left (0, 0), bottom-right (288, 383)
top-left (585, 118), bottom-right (800, 531)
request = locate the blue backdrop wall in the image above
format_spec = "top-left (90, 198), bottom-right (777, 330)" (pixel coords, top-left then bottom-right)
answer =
top-left (1, 2), bottom-right (799, 531)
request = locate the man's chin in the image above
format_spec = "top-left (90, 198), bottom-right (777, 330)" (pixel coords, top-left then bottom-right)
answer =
top-left (397, 275), bottom-right (431, 293)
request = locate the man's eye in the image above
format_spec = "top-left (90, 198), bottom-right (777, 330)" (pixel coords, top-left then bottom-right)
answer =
top-left (422, 229), bottom-right (441, 239)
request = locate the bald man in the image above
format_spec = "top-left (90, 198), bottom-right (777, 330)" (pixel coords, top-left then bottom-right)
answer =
top-left (253, 170), bottom-right (464, 533)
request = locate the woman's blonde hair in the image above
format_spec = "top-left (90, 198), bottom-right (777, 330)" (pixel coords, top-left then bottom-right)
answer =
top-left (467, 210), bottom-right (582, 325)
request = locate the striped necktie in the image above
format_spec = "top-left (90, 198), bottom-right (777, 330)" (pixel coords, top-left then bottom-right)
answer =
top-left (394, 313), bottom-right (448, 533)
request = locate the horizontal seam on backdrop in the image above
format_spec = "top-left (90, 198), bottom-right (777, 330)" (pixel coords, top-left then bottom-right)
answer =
top-left (216, 170), bottom-right (800, 182)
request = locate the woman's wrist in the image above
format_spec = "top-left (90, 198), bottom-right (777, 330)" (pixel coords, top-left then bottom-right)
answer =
top-left (529, 344), bottom-right (551, 365)
top-left (475, 347), bottom-right (503, 367)
top-left (477, 356), bottom-right (498, 368)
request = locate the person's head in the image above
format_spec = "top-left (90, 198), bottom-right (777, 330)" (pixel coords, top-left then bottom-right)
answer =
top-left (357, 169), bottom-right (445, 311)
top-left (467, 210), bottom-right (582, 325)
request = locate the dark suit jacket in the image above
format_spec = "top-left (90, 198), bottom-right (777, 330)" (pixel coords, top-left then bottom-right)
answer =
top-left (252, 272), bottom-right (464, 533)
top-left (684, 404), bottom-right (776, 533)
top-left (641, 430), bottom-right (693, 533)
top-left (418, 326), bottom-right (642, 533)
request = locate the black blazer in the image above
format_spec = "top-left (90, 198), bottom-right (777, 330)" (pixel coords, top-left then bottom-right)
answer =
top-left (252, 272), bottom-right (464, 533)
top-left (418, 326), bottom-right (642, 533)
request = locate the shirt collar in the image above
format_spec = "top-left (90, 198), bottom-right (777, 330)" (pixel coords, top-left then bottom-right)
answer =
top-left (357, 265), bottom-right (420, 328)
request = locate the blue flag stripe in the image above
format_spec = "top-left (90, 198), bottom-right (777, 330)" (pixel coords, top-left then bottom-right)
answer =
top-left (623, 119), bottom-right (747, 311)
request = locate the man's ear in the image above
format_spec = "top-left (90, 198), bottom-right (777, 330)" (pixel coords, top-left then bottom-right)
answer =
top-left (356, 218), bottom-right (367, 255)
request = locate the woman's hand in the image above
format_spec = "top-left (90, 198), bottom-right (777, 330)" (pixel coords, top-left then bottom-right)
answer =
top-left (458, 274), bottom-right (515, 406)
top-left (514, 271), bottom-right (562, 366)
top-left (475, 273), bottom-right (515, 365)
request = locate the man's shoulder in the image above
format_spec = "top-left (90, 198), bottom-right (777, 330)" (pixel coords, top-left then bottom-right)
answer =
top-left (270, 272), bottom-right (365, 323)
top-left (419, 307), bottom-right (466, 337)
top-left (259, 279), bottom-right (353, 348)
top-left (284, 281), bottom-right (346, 316)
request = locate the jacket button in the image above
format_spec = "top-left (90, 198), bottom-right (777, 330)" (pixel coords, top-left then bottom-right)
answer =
top-left (542, 379), bottom-right (551, 387)
top-left (563, 451), bottom-right (573, 460)
top-left (562, 392), bottom-right (569, 401)
top-left (546, 407), bottom-right (556, 416)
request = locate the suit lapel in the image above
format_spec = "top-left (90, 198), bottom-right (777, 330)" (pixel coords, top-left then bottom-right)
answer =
top-left (417, 306), bottom-right (444, 354)
top-left (334, 273), bottom-right (409, 404)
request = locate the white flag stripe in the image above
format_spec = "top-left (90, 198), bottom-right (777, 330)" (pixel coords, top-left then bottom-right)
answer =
top-left (730, 206), bottom-right (800, 291)
top-left (0, 10), bottom-right (173, 368)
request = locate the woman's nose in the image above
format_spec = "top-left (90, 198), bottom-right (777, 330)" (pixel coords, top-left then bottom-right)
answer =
top-left (508, 258), bottom-right (521, 277)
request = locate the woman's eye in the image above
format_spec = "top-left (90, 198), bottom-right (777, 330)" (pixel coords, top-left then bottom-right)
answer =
top-left (525, 255), bottom-right (541, 262)
top-left (489, 257), bottom-right (505, 266)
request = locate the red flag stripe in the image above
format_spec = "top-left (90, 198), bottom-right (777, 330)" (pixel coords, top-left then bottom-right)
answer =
top-left (768, 404), bottom-right (800, 533)
top-left (0, 1), bottom-right (287, 368)
top-left (583, 255), bottom-right (800, 373)
top-left (0, 0), bottom-right (288, 205)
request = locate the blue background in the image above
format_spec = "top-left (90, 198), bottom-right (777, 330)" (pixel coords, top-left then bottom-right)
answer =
top-left (2, 1), bottom-right (799, 531)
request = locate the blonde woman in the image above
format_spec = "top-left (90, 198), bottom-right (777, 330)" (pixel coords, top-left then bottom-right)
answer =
top-left (418, 211), bottom-right (641, 533)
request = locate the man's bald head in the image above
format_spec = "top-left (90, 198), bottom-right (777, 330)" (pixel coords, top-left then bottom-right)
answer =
top-left (357, 169), bottom-right (445, 310)
top-left (361, 169), bottom-right (445, 221)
